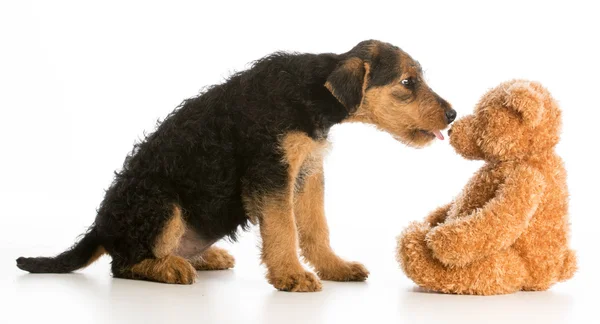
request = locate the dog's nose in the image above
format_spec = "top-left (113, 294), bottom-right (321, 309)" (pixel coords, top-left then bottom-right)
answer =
top-left (445, 109), bottom-right (457, 124)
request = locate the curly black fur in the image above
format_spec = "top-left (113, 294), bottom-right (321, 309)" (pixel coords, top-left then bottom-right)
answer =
top-left (17, 40), bottom-right (411, 276)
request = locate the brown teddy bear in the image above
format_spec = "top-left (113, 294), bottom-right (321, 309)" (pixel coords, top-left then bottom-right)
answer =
top-left (397, 80), bottom-right (577, 295)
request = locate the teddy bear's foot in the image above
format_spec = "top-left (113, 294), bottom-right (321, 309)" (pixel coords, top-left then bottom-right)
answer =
top-left (521, 284), bottom-right (551, 292)
top-left (397, 222), bottom-right (527, 295)
top-left (521, 250), bottom-right (576, 292)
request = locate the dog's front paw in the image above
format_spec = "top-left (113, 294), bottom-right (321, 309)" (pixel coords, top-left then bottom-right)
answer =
top-left (317, 261), bottom-right (369, 281)
top-left (268, 271), bottom-right (322, 292)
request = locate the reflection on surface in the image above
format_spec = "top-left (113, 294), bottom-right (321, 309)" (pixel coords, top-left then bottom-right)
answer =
top-left (11, 264), bottom-right (577, 324)
top-left (398, 286), bottom-right (574, 324)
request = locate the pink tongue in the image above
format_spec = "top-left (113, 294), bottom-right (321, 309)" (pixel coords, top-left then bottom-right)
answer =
top-left (432, 130), bottom-right (444, 140)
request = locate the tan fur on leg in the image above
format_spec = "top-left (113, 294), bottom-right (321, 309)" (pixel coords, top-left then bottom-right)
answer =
top-left (125, 205), bottom-right (196, 284)
top-left (259, 194), bottom-right (321, 292)
top-left (130, 255), bottom-right (196, 284)
top-left (253, 132), bottom-right (327, 292)
top-left (189, 246), bottom-right (235, 270)
top-left (295, 159), bottom-right (368, 281)
top-left (153, 205), bottom-right (186, 258)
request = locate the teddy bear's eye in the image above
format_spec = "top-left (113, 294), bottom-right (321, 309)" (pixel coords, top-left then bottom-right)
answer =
top-left (401, 78), bottom-right (415, 89)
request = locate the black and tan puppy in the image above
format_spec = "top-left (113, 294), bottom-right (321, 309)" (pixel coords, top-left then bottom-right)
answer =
top-left (17, 40), bottom-right (455, 292)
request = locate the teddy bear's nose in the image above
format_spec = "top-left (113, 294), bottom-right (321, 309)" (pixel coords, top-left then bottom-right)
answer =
top-left (445, 109), bottom-right (457, 124)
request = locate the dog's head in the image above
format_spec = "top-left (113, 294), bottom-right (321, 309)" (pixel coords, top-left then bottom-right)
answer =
top-left (326, 40), bottom-right (456, 147)
top-left (449, 79), bottom-right (561, 161)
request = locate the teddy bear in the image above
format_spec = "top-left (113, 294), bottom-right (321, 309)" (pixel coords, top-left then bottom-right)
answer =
top-left (396, 80), bottom-right (577, 295)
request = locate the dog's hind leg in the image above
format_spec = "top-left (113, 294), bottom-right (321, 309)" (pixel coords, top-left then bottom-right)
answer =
top-left (113, 205), bottom-right (197, 284)
top-left (188, 246), bottom-right (235, 270)
top-left (294, 159), bottom-right (369, 282)
top-left (173, 228), bottom-right (234, 270)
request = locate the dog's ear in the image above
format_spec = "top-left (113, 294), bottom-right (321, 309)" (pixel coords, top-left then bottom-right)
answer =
top-left (325, 58), bottom-right (370, 112)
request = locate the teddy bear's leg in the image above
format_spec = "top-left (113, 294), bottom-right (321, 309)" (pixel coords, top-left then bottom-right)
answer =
top-left (397, 222), bottom-right (527, 295)
top-left (425, 165), bottom-right (545, 267)
top-left (397, 222), bottom-right (443, 289)
top-left (522, 249), bottom-right (577, 291)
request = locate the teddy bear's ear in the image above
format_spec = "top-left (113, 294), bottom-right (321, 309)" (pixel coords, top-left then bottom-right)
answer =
top-left (503, 80), bottom-right (545, 127)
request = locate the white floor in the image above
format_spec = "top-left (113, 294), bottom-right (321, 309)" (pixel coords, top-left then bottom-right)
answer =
top-left (3, 230), bottom-right (595, 324)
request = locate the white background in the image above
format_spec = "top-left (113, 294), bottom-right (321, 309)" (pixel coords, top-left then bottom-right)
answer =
top-left (1, 1), bottom-right (598, 323)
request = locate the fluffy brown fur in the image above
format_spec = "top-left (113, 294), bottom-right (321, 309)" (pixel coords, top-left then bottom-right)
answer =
top-left (397, 80), bottom-right (577, 295)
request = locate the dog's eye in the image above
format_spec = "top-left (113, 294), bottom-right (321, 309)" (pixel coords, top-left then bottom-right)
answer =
top-left (401, 78), bottom-right (415, 88)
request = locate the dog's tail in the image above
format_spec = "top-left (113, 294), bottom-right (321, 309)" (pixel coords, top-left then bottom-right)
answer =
top-left (16, 227), bottom-right (105, 273)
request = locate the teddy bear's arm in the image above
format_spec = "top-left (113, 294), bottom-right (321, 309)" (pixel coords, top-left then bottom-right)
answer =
top-left (424, 203), bottom-right (452, 227)
top-left (425, 165), bottom-right (546, 266)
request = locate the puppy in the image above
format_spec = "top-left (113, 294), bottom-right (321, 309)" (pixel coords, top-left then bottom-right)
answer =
top-left (17, 40), bottom-right (455, 292)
